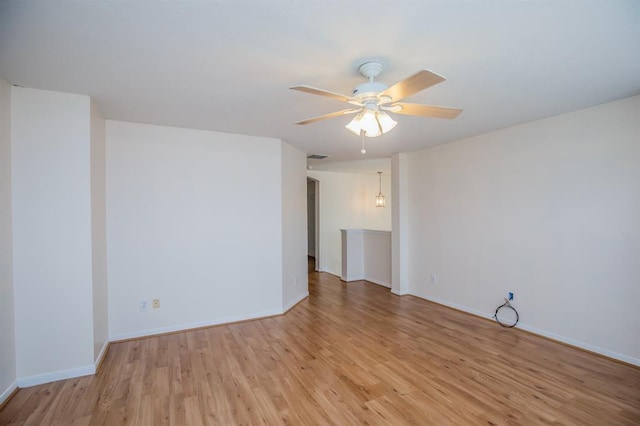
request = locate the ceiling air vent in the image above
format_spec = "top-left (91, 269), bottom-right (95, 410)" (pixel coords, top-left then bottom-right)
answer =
top-left (307, 154), bottom-right (328, 160)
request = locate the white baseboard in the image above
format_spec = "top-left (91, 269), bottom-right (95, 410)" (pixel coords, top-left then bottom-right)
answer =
top-left (11, 341), bottom-right (109, 389)
top-left (409, 290), bottom-right (640, 367)
top-left (341, 275), bottom-right (360, 282)
top-left (110, 308), bottom-right (283, 342)
top-left (364, 277), bottom-right (391, 288)
top-left (10, 306), bottom-right (307, 390)
top-left (0, 380), bottom-right (18, 406)
top-left (516, 323), bottom-right (640, 367)
top-left (283, 292), bottom-right (309, 313)
top-left (341, 275), bottom-right (391, 288)
top-left (17, 364), bottom-right (95, 388)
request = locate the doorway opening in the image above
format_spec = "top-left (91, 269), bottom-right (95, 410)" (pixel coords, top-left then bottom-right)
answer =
top-left (307, 177), bottom-right (319, 272)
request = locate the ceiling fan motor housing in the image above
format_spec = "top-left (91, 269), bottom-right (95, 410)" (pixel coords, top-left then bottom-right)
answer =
top-left (352, 81), bottom-right (388, 99)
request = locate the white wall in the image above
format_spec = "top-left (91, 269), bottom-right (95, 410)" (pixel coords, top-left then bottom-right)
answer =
top-left (307, 168), bottom-right (391, 276)
top-left (281, 142), bottom-right (309, 311)
top-left (11, 87), bottom-right (95, 381)
top-left (106, 121), bottom-right (284, 339)
top-left (0, 79), bottom-right (17, 403)
top-left (406, 95), bottom-right (640, 364)
top-left (362, 230), bottom-right (392, 287)
top-left (90, 101), bottom-right (108, 362)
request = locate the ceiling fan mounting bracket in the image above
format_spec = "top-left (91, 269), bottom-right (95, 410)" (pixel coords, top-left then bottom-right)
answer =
top-left (358, 61), bottom-right (384, 81)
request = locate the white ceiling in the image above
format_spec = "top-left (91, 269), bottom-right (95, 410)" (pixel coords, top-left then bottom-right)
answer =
top-left (1, 0), bottom-right (639, 164)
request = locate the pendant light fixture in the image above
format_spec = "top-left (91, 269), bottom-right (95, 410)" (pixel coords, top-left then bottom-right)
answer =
top-left (375, 171), bottom-right (386, 207)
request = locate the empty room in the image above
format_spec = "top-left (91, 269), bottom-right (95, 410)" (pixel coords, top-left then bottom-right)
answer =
top-left (0, 1), bottom-right (639, 424)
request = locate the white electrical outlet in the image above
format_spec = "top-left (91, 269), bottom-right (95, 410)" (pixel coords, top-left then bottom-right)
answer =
top-left (153, 299), bottom-right (160, 309)
top-left (139, 299), bottom-right (150, 311)
top-left (431, 274), bottom-right (438, 284)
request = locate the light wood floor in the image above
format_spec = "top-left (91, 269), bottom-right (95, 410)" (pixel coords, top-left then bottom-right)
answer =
top-left (2, 264), bottom-right (639, 425)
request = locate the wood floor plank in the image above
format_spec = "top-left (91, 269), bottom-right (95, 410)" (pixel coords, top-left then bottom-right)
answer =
top-left (1, 262), bottom-right (639, 425)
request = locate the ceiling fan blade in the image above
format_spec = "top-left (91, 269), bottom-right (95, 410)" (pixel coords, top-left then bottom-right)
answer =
top-left (295, 108), bottom-right (360, 125)
top-left (290, 85), bottom-right (357, 104)
top-left (379, 70), bottom-right (446, 102)
top-left (389, 102), bottom-right (463, 119)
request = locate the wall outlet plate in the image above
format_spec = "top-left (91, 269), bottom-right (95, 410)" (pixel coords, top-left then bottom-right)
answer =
top-left (153, 299), bottom-right (160, 309)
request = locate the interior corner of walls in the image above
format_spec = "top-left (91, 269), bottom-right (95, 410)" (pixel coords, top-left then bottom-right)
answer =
top-left (94, 340), bottom-right (110, 369)
top-left (90, 98), bottom-right (104, 117)
top-left (364, 278), bottom-right (391, 288)
top-left (0, 380), bottom-right (18, 407)
top-left (283, 292), bottom-right (309, 314)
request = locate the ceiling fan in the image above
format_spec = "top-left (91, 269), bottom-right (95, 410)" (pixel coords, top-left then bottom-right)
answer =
top-left (291, 61), bottom-right (462, 138)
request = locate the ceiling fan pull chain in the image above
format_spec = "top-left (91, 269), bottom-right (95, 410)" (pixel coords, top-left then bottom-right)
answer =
top-left (361, 129), bottom-right (366, 154)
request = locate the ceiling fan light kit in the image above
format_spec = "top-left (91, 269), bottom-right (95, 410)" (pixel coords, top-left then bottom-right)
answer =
top-left (345, 106), bottom-right (397, 138)
top-left (291, 60), bottom-right (462, 150)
